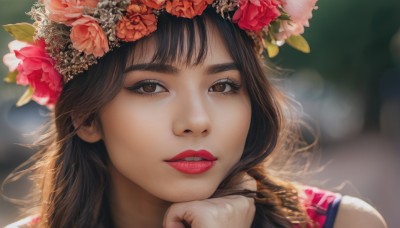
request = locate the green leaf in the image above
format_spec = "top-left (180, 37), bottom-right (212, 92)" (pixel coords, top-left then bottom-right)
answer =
top-left (278, 12), bottom-right (291, 21)
top-left (3, 23), bottom-right (35, 43)
top-left (263, 39), bottom-right (279, 58)
top-left (270, 21), bottom-right (281, 35)
top-left (4, 71), bottom-right (18, 83)
top-left (16, 87), bottom-right (33, 107)
top-left (286, 35), bottom-right (310, 53)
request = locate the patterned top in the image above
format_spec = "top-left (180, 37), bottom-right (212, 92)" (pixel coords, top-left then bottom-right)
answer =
top-left (6, 187), bottom-right (341, 228)
top-left (299, 186), bottom-right (341, 228)
top-left (251, 186), bottom-right (342, 228)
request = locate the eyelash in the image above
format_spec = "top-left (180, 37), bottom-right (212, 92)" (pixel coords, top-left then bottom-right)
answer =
top-left (126, 79), bottom-right (168, 96)
top-left (209, 78), bottom-right (241, 95)
top-left (126, 78), bottom-right (242, 95)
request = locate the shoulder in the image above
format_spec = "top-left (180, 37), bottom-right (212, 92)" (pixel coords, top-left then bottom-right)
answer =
top-left (334, 196), bottom-right (387, 228)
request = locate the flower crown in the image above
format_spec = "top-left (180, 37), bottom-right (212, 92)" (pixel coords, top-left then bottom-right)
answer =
top-left (2, 0), bottom-right (317, 107)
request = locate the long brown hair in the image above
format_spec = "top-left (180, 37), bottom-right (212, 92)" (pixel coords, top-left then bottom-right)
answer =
top-left (4, 8), bottom-right (312, 227)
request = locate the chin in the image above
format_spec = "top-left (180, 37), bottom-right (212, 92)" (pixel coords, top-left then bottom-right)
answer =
top-left (157, 185), bottom-right (218, 203)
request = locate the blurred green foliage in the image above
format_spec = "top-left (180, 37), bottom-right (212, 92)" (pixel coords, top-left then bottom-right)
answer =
top-left (279, 0), bottom-right (400, 83)
top-left (0, 0), bottom-right (32, 86)
top-left (275, 0), bottom-right (400, 130)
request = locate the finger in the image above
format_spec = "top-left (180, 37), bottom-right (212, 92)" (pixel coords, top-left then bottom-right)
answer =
top-left (164, 221), bottom-right (186, 228)
top-left (163, 203), bottom-right (193, 228)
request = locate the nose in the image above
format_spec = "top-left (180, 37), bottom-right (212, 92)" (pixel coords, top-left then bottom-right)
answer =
top-left (172, 95), bottom-right (211, 137)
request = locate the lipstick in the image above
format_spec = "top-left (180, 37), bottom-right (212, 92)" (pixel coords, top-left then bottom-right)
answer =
top-left (165, 150), bottom-right (217, 174)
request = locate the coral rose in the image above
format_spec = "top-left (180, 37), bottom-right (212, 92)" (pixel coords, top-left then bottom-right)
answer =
top-left (232, 0), bottom-right (281, 32)
top-left (3, 40), bottom-right (31, 72)
top-left (276, 0), bottom-right (317, 40)
top-left (44, 0), bottom-right (99, 24)
top-left (116, 4), bottom-right (157, 42)
top-left (70, 16), bottom-right (110, 57)
top-left (14, 39), bottom-right (63, 106)
top-left (165, 0), bottom-right (213, 18)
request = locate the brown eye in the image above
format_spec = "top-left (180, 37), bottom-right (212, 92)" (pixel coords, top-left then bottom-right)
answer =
top-left (210, 83), bottom-right (227, 92)
top-left (142, 84), bottom-right (157, 93)
top-left (127, 80), bottom-right (168, 95)
top-left (208, 79), bottom-right (241, 94)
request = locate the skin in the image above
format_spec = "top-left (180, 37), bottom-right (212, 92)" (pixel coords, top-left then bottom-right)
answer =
top-left (334, 196), bottom-right (387, 228)
top-left (163, 195), bottom-right (255, 228)
top-left (86, 23), bottom-right (253, 227)
top-left (72, 20), bottom-right (388, 228)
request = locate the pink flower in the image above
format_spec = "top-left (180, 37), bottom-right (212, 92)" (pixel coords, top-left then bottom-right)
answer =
top-left (276, 0), bottom-right (317, 40)
top-left (44, 0), bottom-right (99, 24)
top-left (14, 39), bottom-right (63, 106)
top-left (70, 16), bottom-right (110, 57)
top-left (232, 0), bottom-right (281, 32)
top-left (275, 21), bottom-right (303, 40)
top-left (3, 40), bottom-right (31, 72)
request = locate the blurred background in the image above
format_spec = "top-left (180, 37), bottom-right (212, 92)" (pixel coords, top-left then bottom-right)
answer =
top-left (0, 0), bottom-right (399, 227)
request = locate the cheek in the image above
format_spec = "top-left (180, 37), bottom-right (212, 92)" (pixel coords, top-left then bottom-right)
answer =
top-left (99, 98), bottom-right (170, 162)
top-left (212, 96), bottom-right (252, 164)
top-left (99, 98), bottom-right (175, 193)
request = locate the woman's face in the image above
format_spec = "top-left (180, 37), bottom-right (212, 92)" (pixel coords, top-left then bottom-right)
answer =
top-left (98, 26), bottom-right (252, 202)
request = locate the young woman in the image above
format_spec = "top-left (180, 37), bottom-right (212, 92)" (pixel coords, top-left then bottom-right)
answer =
top-left (2, 0), bottom-right (387, 227)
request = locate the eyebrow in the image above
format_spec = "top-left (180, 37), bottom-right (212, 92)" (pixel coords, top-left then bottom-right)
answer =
top-left (124, 63), bottom-right (178, 74)
top-left (206, 63), bottom-right (239, 74)
top-left (124, 63), bottom-right (239, 75)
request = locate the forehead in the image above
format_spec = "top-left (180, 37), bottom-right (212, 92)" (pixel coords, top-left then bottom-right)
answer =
top-left (126, 19), bottom-right (234, 67)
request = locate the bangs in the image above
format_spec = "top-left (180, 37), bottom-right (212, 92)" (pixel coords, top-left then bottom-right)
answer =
top-left (151, 12), bottom-right (208, 66)
top-left (122, 8), bottom-right (238, 68)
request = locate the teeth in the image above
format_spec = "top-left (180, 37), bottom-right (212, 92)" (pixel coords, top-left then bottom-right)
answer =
top-left (182, 157), bottom-right (203, 161)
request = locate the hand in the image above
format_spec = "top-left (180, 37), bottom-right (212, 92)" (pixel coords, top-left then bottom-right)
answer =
top-left (163, 195), bottom-right (255, 228)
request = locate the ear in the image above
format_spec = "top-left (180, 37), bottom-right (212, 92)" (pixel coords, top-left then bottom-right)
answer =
top-left (72, 115), bottom-right (102, 143)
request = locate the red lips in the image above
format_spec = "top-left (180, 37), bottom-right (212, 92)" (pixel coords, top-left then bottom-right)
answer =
top-left (165, 150), bottom-right (217, 174)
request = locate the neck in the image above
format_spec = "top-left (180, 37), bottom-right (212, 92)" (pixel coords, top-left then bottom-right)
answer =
top-left (108, 165), bottom-right (171, 228)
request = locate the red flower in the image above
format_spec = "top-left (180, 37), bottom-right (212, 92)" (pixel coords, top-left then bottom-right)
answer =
top-left (166, 0), bottom-right (213, 18)
top-left (15, 39), bottom-right (63, 106)
top-left (232, 0), bottom-right (281, 32)
top-left (116, 4), bottom-right (157, 42)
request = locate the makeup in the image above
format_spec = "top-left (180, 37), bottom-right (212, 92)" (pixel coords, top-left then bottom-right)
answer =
top-left (165, 150), bottom-right (217, 174)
